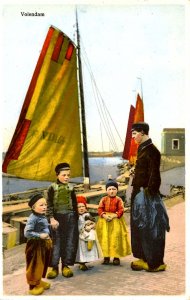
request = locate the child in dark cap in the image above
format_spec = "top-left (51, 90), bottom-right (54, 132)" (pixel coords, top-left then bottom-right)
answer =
top-left (46, 162), bottom-right (79, 279)
top-left (96, 179), bottom-right (131, 265)
top-left (24, 193), bottom-right (52, 295)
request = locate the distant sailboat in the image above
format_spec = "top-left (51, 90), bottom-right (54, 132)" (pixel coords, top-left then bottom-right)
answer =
top-left (3, 20), bottom-right (89, 182)
top-left (122, 92), bottom-right (144, 165)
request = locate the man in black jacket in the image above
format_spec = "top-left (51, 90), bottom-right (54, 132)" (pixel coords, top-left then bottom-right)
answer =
top-left (130, 122), bottom-right (169, 272)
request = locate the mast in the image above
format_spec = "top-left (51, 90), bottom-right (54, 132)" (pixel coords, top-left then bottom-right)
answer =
top-left (137, 77), bottom-right (143, 100)
top-left (76, 9), bottom-right (90, 179)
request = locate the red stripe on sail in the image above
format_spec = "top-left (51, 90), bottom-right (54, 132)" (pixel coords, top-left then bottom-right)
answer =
top-left (65, 42), bottom-right (74, 61)
top-left (2, 119), bottom-right (31, 172)
top-left (122, 105), bottom-right (135, 160)
top-left (51, 32), bottom-right (64, 62)
top-left (3, 26), bottom-right (55, 173)
top-left (9, 26), bottom-right (54, 148)
top-left (18, 27), bottom-right (55, 124)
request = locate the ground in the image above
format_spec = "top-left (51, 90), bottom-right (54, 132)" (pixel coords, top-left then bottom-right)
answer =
top-left (2, 194), bottom-right (186, 297)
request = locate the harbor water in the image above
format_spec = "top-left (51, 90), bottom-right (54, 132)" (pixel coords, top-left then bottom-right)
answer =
top-left (2, 156), bottom-right (185, 197)
top-left (2, 156), bottom-right (124, 195)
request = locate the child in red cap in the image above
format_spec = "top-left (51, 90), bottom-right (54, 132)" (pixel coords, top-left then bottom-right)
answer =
top-left (75, 195), bottom-right (102, 271)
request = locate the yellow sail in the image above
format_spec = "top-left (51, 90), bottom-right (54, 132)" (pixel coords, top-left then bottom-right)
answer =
top-left (3, 26), bottom-right (83, 181)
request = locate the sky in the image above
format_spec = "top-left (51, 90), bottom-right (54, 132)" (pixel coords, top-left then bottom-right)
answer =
top-left (1, 0), bottom-right (189, 153)
top-left (0, 2), bottom-right (190, 298)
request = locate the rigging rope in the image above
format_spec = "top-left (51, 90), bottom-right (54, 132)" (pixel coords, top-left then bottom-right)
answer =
top-left (90, 77), bottom-right (118, 151)
top-left (80, 39), bottom-right (124, 151)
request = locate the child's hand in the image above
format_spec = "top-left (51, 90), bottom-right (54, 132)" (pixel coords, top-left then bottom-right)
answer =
top-left (40, 233), bottom-right (50, 239)
top-left (85, 223), bottom-right (96, 231)
top-left (111, 213), bottom-right (118, 220)
top-left (106, 215), bottom-right (112, 222)
top-left (103, 214), bottom-right (111, 222)
top-left (50, 217), bottom-right (59, 230)
top-left (85, 225), bottom-right (92, 232)
top-left (104, 214), bottom-right (118, 222)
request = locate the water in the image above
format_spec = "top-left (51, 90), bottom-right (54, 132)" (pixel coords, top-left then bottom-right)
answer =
top-left (2, 158), bottom-right (185, 196)
top-left (89, 156), bottom-right (124, 182)
top-left (2, 156), bottom-right (124, 195)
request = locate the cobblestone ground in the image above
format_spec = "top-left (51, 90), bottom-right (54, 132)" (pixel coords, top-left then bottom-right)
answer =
top-left (2, 197), bottom-right (186, 298)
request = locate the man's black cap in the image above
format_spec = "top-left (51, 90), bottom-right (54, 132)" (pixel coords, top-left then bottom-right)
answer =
top-left (131, 122), bottom-right (149, 134)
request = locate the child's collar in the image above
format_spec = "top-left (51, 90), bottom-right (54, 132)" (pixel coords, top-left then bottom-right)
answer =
top-left (32, 210), bottom-right (46, 216)
top-left (57, 179), bottom-right (68, 185)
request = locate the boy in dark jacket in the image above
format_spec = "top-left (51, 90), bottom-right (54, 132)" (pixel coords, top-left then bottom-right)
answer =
top-left (46, 162), bottom-right (78, 279)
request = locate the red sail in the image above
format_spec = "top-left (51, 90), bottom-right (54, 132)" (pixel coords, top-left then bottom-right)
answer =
top-left (134, 93), bottom-right (144, 122)
top-left (122, 105), bottom-right (135, 160)
top-left (122, 93), bottom-right (144, 164)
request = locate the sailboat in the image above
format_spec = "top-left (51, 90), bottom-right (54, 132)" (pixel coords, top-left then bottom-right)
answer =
top-left (3, 20), bottom-right (89, 183)
top-left (122, 92), bottom-right (144, 165)
top-left (116, 90), bottom-right (144, 184)
top-left (2, 16), bottom-right (129, 220)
